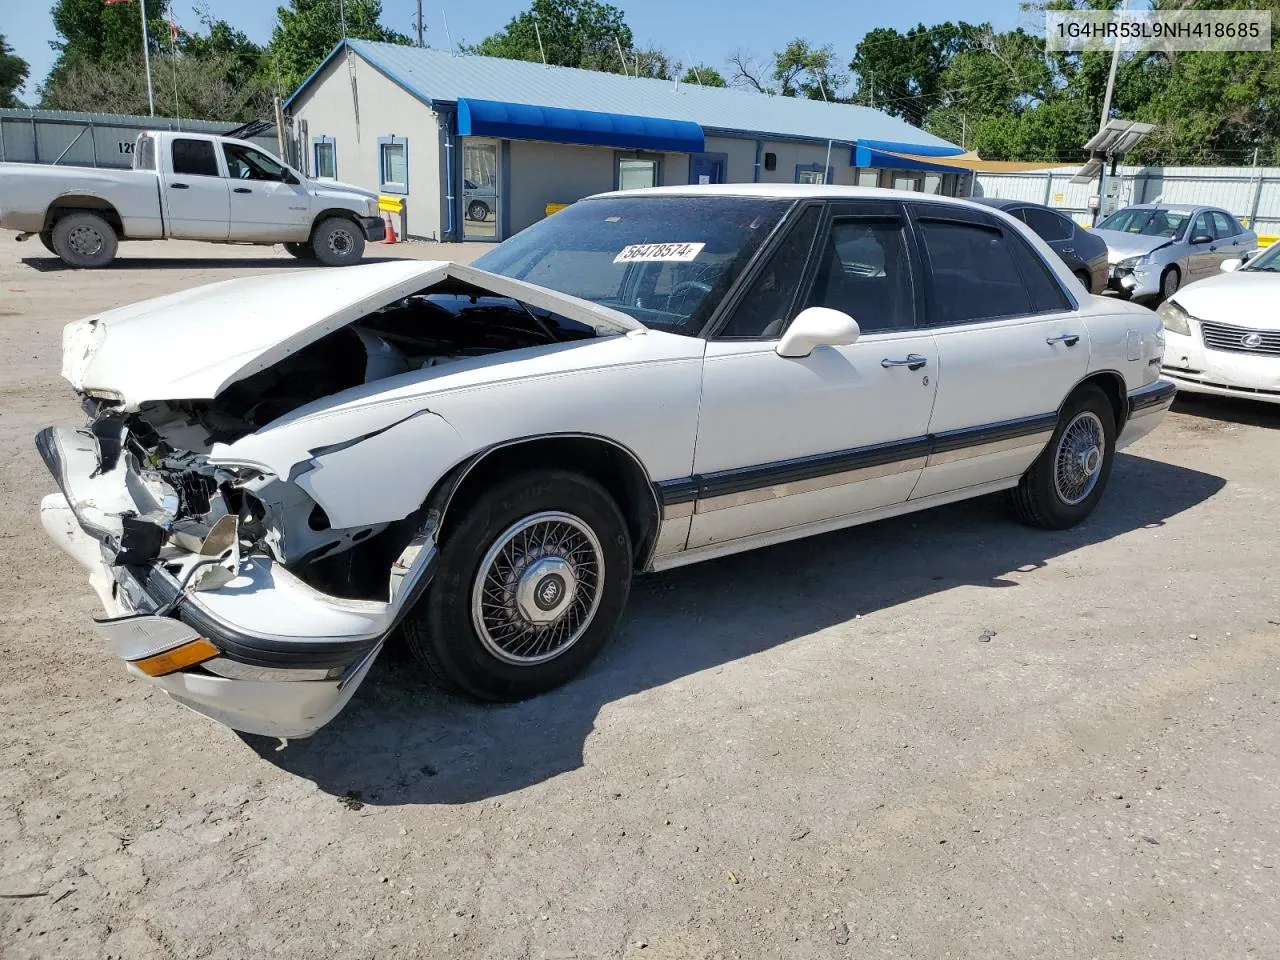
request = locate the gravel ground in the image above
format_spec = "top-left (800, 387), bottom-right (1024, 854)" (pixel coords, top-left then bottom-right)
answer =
top-left (1, 234), bottom-right (1278, 960)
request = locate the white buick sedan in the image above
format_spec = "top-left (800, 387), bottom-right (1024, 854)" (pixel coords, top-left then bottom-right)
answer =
top-left (1158, 241), bottom-right (1280, 403)
top-left (38, 185), bottom-right (1175, 738)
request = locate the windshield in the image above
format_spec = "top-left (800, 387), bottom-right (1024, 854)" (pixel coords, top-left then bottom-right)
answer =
top-left (1097, 208), bottom-right (1189, 239)
top-left (472, 196), bottom-right (792, 336)
top-left (1244, 242), bottom-right (1280, 272)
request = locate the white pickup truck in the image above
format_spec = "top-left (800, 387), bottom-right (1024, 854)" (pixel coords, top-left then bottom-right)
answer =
top-left (0, 130), bottom-right (385, 267)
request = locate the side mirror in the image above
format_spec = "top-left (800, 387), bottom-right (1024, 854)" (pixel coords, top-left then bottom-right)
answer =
top-left (1220, 258), bottom-right (1242, 273)
top-left (1191, 234), bottom-right (1213, 245)
top-left (776, 306), bottom-right (861, 358)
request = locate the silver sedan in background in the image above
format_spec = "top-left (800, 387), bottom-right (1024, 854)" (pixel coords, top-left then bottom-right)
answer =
top-left (1094, 204), bottom-right (1257, 302)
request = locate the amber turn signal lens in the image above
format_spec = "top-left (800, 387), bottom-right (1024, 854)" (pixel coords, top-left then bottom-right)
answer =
top-left (131, 638), bottom-right (220, 677)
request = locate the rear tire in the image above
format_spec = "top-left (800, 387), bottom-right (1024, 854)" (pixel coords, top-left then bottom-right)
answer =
top-left (50, 212), bottom-right (118, 268)
top-left (310, 216), bottom-right (365, 266)
top-left (283, 241), bottom-right (317, 260)
top-left (38, 230), bottom-right (56, 254)
top-left (403, 469), bottom-right (632, 701)
top-left (1012, 384), bottom-right (1116, 529)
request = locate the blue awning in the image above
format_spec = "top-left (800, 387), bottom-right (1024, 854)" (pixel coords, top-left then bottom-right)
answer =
top-left (457, 98), bottom-right (705, 153)
top-left (852, 138), bottom-right (968, 172)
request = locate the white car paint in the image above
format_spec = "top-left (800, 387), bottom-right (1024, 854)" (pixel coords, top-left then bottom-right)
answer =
top-left (1159, 264), bottom-right (1280, 403)
top-left (38, 184), bottom-right (1175, 739)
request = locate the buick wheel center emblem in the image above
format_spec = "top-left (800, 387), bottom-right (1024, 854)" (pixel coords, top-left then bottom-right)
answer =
top-left (1242, 333), bottom-right (1264, 348)
top-left (535, 575), bottom-right (565, 610)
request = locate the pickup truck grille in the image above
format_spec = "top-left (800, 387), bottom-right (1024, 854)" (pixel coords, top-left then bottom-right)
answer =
top-left (1199, 319), bottom-right (1280, 356)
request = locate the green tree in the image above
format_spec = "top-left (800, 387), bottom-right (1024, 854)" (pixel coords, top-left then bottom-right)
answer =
top-left (0, 35), bottom-right (29, 108)
top-left (848, 22), bottom-right (977, 117)
top-left (464, 0), bottom-right (633, 73)
top-left (267, 0), bottom-right (410, 96)
top-left (728, 39), bottom-right (846, 98)
top-left (681, 64), bottom-right (726, 87)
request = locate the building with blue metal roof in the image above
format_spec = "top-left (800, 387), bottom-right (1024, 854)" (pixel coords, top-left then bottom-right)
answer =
top-left (285, 39), bottom-right (966, 242)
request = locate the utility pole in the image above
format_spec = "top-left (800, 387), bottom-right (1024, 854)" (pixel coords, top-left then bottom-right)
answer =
top-left (139, 0), bottom-right (155, 116)
top-left (415, 0), bottom-right (423, 47)
top-left (1093, 0), bottom-right (1128, 225)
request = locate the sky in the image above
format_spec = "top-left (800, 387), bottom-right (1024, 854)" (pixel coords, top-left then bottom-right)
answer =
top-left (5, 0), bottom-right (1032, 103)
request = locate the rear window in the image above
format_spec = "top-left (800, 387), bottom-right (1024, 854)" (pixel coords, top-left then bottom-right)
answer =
top-left (171, 139), bottom-right (219, 177)
top-left (134, 135), bottom-right (156, 171)
top-left (472, 196), bottom-right (791, 336)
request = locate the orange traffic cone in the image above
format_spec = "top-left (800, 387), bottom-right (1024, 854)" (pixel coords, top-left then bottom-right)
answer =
top-left (383, 212), bottom-right (398, 244)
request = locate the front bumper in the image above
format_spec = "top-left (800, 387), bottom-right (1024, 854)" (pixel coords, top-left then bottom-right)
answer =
top-left (359, 215), bottom-right (386, 242)
top-left (1107, 264), bottom-right (1161, 299)
top-left (1162, 326), bottom-right (1280, 405)
top-left (1118, 378), bottom-right (1177, 450)
top-left (36, 425), bottom-right (435, 738)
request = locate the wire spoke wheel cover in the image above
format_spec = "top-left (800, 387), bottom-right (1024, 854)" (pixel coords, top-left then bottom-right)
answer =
top-left (1054, 410), bottom-right (1105, 506)
top-left (470, 511), bottom-right (605, 665)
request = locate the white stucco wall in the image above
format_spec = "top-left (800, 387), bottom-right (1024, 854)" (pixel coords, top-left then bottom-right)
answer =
top-left (289, 55), bottom-right (442, 240)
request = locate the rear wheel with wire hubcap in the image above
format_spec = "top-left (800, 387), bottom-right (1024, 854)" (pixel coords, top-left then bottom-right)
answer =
top-left (403, 469), bottom-right (632, 701)
top-left (1011, 383), bottom-right (1116, 529)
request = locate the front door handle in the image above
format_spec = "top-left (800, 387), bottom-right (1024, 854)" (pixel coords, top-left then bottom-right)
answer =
top-left (882, 354), bottom-right (928, 370)
top-left (233, 187), bottom-right (252, 194)
top-left (1046, 334), bottom-right (1081, 346)
top-left (170, 182), bottom-right (189, 189)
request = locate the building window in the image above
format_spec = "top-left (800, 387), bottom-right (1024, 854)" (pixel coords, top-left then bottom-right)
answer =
top-left (312, 136), bottom-right (336, 179)
top-left (378, 136), bottom-right (408, 194)
top-left (615, 153), bottom-right (661, 191)
top-left (794, 163), bottom-right (833, 185)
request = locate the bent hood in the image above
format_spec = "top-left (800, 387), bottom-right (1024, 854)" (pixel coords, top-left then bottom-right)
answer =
top-left (1091, 228), bottom-right (1176, 263)
top-left (61, 260), bottom-right (643, 409)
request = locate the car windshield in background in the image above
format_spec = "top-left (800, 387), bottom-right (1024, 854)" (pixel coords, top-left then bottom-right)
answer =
top-left (471, 196), bottom-right (792, 336)
top-left (1243, 243), bottom-right (1280, 272)
top-left (1097, 208), bottom-right (1189, 239)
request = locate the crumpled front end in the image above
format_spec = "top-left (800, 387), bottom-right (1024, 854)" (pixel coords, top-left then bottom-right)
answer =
top-left (37, 410), bottom-right (439, 738)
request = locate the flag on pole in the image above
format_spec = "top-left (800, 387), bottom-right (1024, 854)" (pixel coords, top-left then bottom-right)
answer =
top-left (169, 8), bottom-right (180, 43)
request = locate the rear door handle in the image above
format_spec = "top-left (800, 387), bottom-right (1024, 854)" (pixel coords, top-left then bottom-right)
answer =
top-left (1046, 334), bottom-right (1080, 346)
top-left (881, 354), bottom-right (928, 370)
top-left (170, 182), bottom-right (189, 189)
top-left (233, 187), bottom-right (252, 194)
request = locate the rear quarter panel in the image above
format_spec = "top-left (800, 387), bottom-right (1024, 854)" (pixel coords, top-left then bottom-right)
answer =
top-left (1082, 300), bottom-right (1165, 393)
top-left (0, 163), bottom-right (163, 237)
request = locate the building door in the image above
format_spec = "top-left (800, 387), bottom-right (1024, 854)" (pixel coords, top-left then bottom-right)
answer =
top-left (462, 139), bottom-right (501, 240)
top-left (690, 154), bottom-right (725, 185)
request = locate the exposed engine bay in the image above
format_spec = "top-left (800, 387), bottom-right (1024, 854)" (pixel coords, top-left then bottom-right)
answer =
top-left (87, 281), bottom-right (599, 599)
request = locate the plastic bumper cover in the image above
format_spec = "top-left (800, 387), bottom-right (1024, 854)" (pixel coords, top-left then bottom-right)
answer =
top-left (360, 215), bottom-right (386, 241)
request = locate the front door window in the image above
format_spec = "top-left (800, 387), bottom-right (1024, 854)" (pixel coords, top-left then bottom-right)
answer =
top-left (463, 139), bottom-right (500, 240)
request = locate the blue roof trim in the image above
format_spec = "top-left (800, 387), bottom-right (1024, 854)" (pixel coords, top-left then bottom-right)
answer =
top-left (457, 98), bottom-right (705, 153)
top-left (852, 141), bottom-right (971, 172)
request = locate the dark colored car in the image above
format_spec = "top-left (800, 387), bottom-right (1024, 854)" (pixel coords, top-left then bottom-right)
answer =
top-left (972, 198), bottom-right (1109, 294)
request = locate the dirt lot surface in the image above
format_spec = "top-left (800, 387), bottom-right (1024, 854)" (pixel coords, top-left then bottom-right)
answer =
top-left (2, 234), bottom-right (1279, 960)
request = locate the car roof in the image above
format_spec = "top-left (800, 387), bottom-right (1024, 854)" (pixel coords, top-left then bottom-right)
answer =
top-left (587, 183), bottom-right (1008, 214)
top-left (1116, 203), bottom-right (1201, 214)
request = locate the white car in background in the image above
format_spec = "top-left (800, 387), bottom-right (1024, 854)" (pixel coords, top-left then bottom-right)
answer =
top-left (1159, 241), bottom-right (1280, 403)
top-left (37, 185), bottom-right (1174, 739)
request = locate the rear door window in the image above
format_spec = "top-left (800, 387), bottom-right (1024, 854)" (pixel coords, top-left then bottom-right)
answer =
top-left (1212, 211), bottom-right (1242, 239)
top-left (915, 218), bottom-right (1031, 324)
top-left (1020, 206), bottom-right (1074, 243)
top-left (171, 139), bottom-right (219, 177)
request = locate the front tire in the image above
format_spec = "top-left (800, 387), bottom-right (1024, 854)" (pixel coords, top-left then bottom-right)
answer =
top-left (1012, 384), bottom-right (1116, 529)
top-left (283, 241), bottom-right (317, 260)
top-left (467, 200), bottom-right (489, 222)
top-left (1159, 266), bottom-right (1181, 302)
top-left (310, 216), bottom-right (365, 266)
top-left (404, 470), bottom-right (633, 701)
top-left (50, 212), bottom-right (118, 268)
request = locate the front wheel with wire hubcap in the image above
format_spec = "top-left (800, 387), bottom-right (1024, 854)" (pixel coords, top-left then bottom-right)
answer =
top-left (403, 469), bottom-right (632, 701)
top-left (309, 216), bottom-right (365, 266)
top-left (1011, 383), bottom-right (1116, 529)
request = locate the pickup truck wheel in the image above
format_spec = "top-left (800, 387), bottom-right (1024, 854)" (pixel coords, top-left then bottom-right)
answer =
top-left (403, 469), bottom-right (632, 701)
top-left (51, 212), bottom-right (118, 268)
top-left (1011, 384), bottom-right (1116, 529)
top-left (38, 230), bottom-right (56, 254)
top-left (310, 217), bottom-right (365, 266)
top-left (283, 241), bottom-right (317, 260)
